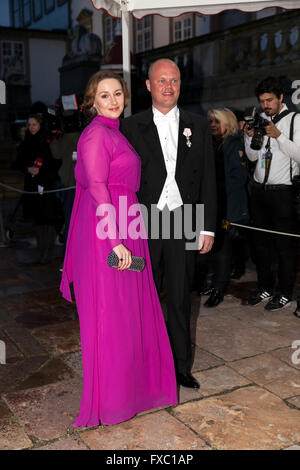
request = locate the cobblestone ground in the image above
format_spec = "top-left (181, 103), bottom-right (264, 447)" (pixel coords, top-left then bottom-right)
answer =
top-left (1, 234), bottom-right (300, 450)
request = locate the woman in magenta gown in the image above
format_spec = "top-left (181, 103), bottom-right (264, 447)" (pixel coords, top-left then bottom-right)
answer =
top-left (60, 70), bottom-right (178, 427)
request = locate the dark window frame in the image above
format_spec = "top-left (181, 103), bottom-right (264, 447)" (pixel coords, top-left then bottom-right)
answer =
top-left (44, 0), bottom-right (55, 14)
top-left (33, 0), bottom-right (43, 20)
top-left (11, 0), bottom-right (22, 27)
top-left (22, 0), bottom-right (32, 27)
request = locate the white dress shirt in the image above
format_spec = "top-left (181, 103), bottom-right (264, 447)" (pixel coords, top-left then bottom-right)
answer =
top-left (245, 103), bottom-right (300, 184)
top-left (153, 105), bottom-right (214, 241)
top-left (153, 106), bottom-right (183, 211)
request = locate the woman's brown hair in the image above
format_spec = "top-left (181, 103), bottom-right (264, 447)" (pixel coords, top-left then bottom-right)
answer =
top-left (27, 114), bottom-right (43, 126)
top-left (82, 70), bottom-right (130, 120)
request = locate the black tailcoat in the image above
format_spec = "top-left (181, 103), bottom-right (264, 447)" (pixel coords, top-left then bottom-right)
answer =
top-left (120, 107), bottom-right (217, 374)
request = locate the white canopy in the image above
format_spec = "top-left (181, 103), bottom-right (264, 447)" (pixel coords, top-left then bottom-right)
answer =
top-left (91, 0), bottom-right (299, 18)
top-left (90, 0), bottom-right (300, 114)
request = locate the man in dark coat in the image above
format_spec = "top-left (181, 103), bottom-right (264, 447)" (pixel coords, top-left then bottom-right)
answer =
top-left (121, 59), bottom-right (217, 388)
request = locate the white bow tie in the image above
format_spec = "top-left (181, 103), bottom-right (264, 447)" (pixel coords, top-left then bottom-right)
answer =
top-left (153, 113), bottom-right (177, 125)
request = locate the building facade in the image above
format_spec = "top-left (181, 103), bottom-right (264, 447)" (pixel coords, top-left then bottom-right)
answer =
top-left (0, 1), bottom-right (294, 126)
top-left (9, 0), bottom-right (70, 30)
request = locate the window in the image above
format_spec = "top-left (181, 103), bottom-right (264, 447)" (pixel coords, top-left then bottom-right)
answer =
top-left (11, 0), bottom-right (22, 28)
top-left (173, 14), bottom-right (193, 42)
top-left (104, 16), bottom-right (120, 48)
top-left (23, 0), bottom-right (32, 26)
top-left (136, 16), bottom-right (152, 53)
top-left (1, 41), bottom-right (25, 80)
top-left (33, 0), bottom-right (42, 20)
top-left (44, 0), bottom-right (55, 14)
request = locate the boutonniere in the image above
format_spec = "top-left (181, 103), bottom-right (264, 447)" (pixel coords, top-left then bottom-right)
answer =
top-left (183, 128), bottom-right (192, 148)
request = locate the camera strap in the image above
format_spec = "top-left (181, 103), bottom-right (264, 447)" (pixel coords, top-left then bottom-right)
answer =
top-left (289, 112), bottom-right (299, 182)
top-left (263, 110), bottom-right (293, 185)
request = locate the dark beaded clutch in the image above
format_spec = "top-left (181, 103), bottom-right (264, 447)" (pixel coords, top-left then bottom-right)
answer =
top-left (107, 251), bottom-right (145, 272)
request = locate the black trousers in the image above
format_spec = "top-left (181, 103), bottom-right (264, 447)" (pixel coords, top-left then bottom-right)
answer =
top-left (250, 183), bottom-right (296, 297)
top-left (197, 230), bottom-right (233, 293)
top-left (147, 207), bottom-right (196, 375)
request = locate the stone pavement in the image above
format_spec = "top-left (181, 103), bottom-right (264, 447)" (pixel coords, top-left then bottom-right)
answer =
top-left (1, 236), bottom-right (300, 450)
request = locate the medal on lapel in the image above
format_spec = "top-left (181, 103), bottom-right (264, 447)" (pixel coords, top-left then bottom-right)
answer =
top-left (183, 128), bottom-right (192, 148)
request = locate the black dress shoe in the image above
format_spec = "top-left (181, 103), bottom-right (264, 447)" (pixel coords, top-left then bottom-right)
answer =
top-left (177, 373), bottom-right (200, 389)
top-left (198, 286), bottom-right (213, 296)
top-left (203, 288), bottom-right (224, 308)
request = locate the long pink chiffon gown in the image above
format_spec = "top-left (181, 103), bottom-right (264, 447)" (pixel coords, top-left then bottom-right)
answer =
top-left (60, 115), bottom-right (178, 426)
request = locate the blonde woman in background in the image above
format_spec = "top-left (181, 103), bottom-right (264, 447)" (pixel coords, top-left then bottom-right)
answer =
top-left (198, 108), bottom-right (249, 307)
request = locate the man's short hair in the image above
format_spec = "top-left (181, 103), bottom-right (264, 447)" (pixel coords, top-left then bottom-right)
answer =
top-left (255, 76), bottom-right (284, 99)
top-left (148, 58), bottom-right (180, 80)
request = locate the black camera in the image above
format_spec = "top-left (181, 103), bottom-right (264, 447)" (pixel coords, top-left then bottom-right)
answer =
top-left (46, 94), bottom-right (84, 135)
top-left (244, 107), bottom-right (270, 150)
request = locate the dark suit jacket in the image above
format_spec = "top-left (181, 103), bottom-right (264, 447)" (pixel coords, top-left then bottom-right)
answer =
top-left (120, 107), bottom-right (217, 234)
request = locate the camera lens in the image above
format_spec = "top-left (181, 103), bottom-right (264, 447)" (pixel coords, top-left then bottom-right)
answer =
top-left (250, 128), bottom-right (264, 150)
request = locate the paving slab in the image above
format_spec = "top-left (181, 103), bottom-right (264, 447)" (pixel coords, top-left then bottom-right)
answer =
top-left (31, 437), bottom-right (89, 450)
top-left (19, 264), bottom-right (62, 287)
top-left (0, 400), bottom-right (12, 419)
top-left (0, 308), bottom-right (11, 326)
top-left (275, 327), bottom-right (300, 343)
top-left (227, 303), bottom-right (299, 331)
top-left (192, 346), bottom-right (224, 372)
top-left (60, 351), bottom-right (83, 377)
top-left (0, 280), bottom-right (44, 296)
top-left (0, 417), bottom-right (33, 450)
top-left (227, 279), bottom-right (261, 305)
top-left (178, 385), bottom-right (202, 404)
top-left (287, 396), bottom-right (300, 410)
top-left (0, 356), bottom-right (49, 394)
top-left (229, 354), bottom-right (300, 399)
top-left (31, 321), bottom-right (81, 356)
top-left (3, 322), bottom-right (48, 357)
top-left (195, 316), bottom-right (290, 361)
top-left (14, 358), bottom-right (78, 391)
top-left (193, 366), bottom-right (251, 397)
top-left (0, 328), bottom-right (24, 364)
top-left (195, 294), bottom-right (241, 317)
top-left (271, 347), bottom-right (300, 370)
top-left (14, 305), bottom-right (77, 330)
top-left (172, 386), bottom-right (300, 450)
top-left (2, 378), bottom-right (82, 441)
top-left (1, 287), bottom-right (66, 317)
top-left (80, 411), bottom-right (209, 450)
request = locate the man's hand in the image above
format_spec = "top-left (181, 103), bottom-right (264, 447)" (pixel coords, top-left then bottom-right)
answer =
top-left (265, 120), bottom-right (281, 139)
top-left (198, 234), bottom-right (214, 254)
top-left (244, 124), bottom-right (255, 137)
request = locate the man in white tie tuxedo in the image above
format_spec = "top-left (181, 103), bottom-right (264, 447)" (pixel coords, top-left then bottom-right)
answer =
top-left (121, 59), bottom-right (217, 388)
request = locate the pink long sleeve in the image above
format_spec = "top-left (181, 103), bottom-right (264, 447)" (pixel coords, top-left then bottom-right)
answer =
top-left (78, 123), bottom-right (123, 249)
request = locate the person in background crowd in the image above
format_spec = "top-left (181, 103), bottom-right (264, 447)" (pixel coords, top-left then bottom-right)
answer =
top-left (50, 111), bottom-right (82, 250)
top-left (245, 76), bottom-right (300, 311)
top-left (198, 108), bottom-right (248, 308)
top-left (230, 109), bottom-right (251, 280)
top-left (15, 114), bottom-right (61, 264)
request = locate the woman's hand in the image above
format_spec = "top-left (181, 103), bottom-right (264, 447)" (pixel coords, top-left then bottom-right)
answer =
top-left (27, 166), bottom-right (39, 176)
top-left (113, 244), bottom-right (132, 271)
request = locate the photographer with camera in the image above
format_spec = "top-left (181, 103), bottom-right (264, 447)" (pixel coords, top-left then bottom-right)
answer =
top-left (245, 76), bottom-right (300, 311)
